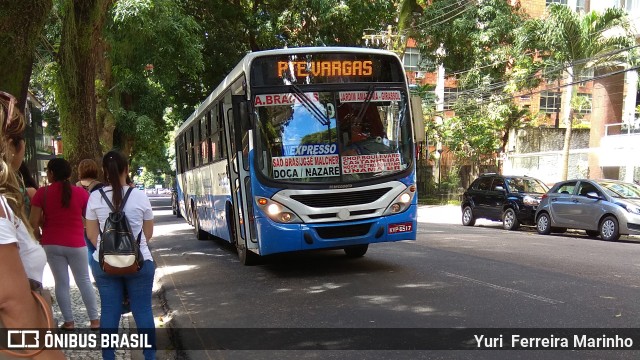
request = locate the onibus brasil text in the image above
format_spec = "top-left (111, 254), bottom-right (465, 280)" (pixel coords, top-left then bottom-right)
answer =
top-left (6, 330), bottom-right (152, 349)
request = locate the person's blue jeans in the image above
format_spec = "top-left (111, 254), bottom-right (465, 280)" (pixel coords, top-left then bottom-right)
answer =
top-left (90, 259), bottom-right (156, 360)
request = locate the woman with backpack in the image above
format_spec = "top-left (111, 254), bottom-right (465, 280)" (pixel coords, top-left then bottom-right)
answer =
top-left (85, 150), bottom-right (155, 360)
top-left (29, 158), bottom-right (100, 331)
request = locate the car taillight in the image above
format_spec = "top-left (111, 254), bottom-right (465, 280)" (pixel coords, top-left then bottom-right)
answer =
top-left (541, 194), bottom-right (548, 200)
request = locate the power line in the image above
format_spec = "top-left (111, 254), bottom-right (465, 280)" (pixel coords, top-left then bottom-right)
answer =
top-left (424, 3), bottom-right (475, 29)
top-left (405, 3), bottom-right (640, 78)
top-left (407, 0), bottom-right (474, 32)
top-left (432, 65), bottom-right (640, 112)
top-left (440, 44), bottom-right (640, 101)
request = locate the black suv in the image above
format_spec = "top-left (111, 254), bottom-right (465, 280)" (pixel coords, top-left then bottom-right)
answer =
top-left (461, 174), bottom-right (549, 230)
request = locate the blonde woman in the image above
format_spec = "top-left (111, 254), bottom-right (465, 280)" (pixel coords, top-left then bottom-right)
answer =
top-left (0, 91), bottom-right (65, 359)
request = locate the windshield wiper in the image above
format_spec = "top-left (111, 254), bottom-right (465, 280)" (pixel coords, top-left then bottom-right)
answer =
top-left (290, 83), bottom-right (331, 127)
top-left (353, 86), bottom-right (376, 128)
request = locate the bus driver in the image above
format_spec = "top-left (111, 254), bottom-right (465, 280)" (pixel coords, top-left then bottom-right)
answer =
top-left (339, 104), bottom-right (390, 156)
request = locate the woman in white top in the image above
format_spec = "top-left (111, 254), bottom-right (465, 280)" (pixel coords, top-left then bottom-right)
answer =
top-left (0, 91), bottom-right (65, 359)
top-left (85, 150), bottom-right (155, 360)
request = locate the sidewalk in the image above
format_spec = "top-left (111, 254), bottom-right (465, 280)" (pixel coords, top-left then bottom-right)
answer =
top-left (417, 204), bottom-right (462, 224)
top-left (42, 266), bottom-right (136, 360)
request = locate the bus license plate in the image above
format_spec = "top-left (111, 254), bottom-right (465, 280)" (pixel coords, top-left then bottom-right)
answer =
top-left (388, 222), bottom-right (413, 234)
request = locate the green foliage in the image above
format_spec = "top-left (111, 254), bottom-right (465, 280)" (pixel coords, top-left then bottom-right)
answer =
top-left (181, 0), bottom-right (395, 94)
top-left (433, 88), bottom-right (527, 168)
top-left (108, 0), bottom-right (205, 124)
top-left (412, 0), bottom-right (527, 89)
top-left (407, 0), bottom-right (528, 172)
top-left (511, 4), bottom-right (635, 91)
top-left (301, 128), bottom-right (338, 144)
top-left (137, 167), bottom-right (163, 188)
top-left (511, 4), bottom-right (635, 180)
top-left (439, 168), bottom-right (461, 193)
top-left (106, 0), bottom-right (203, 174)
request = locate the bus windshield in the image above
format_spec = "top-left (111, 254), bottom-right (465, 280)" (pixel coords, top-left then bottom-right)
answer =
top-left (255, 89), bottom-right (412, 183)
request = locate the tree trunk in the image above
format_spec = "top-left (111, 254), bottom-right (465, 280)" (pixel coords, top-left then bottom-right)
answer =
top-left (0, 0), bottom-right (53, 106)
top-left (95, 36), bottom-right (115, 153)
top-left (56, 0), bottom-right (112, 181)
top-left (561, 114), bottom-right (573, 181)
top-left (560, 69), bottom-right (574, 181)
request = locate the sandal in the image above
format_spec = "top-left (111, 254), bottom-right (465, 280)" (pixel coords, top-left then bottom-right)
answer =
top-left (90, 319), bottom-right (100, 331)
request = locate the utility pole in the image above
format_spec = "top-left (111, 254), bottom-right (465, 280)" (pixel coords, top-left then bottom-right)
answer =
top-left (362, 25), bottom-right (403, 55)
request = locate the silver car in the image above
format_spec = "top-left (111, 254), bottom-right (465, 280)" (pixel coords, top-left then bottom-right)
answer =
top-left (535, 179), bottom-right (640, 241)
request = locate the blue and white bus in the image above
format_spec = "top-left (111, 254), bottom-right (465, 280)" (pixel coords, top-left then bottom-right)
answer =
top-left (174, 47), bottom-right (422, 265)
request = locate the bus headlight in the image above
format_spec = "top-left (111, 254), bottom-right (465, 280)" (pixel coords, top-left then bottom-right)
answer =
top-left (383, 185), bottom-right (416, 215)
top-left (255, 197), bottom-right (302, 223)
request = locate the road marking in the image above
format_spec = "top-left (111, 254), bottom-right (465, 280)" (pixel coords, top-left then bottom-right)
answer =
top-left (442, 272), bottom-right (564, 305)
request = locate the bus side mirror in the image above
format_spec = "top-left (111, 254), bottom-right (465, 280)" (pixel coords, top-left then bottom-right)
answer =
top-left (410, 95), bottom-right (425, 142)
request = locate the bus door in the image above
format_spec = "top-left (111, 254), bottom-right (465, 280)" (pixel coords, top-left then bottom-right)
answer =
top-left (223, 94), bottom-right (257, 253)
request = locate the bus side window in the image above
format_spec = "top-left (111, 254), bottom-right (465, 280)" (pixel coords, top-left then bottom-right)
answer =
top-left (186, 127), bottom-right (193, 170)
top-left (194, 119), bottom-right (201, 167)
top-left (181, 134), bottom-right (187, 171)
top-left (209, 107), bottom-right (217, 160)
top-left (175, 142), bottom-right (181, 173)
top-left (220, 121), bottom-right (226, 159)
top-left (201, 115), bottom-right (209, 164)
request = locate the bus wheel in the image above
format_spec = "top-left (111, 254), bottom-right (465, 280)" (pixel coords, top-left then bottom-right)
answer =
top-left (237, 240), bottom-right (260, 265)
top-left (193, 207), bottom-right (209, 240)
top-left (344, 244), bottom-right (368, 258)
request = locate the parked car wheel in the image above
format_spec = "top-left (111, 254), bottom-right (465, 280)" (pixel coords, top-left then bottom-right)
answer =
top-left (462, 206), bottom-right (476, 226)
top-left (599, 216), bottom-right (620, 241)
top-left (585, 230), bottom-right (599, 238)
top-left (536, 212), bottom-right (552, 235)
top-left (502, 208), bottom-right (520, 231)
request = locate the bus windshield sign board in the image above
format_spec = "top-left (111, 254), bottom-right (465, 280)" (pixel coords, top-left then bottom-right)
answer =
top-left (251, 53), bottom-right (404, 86)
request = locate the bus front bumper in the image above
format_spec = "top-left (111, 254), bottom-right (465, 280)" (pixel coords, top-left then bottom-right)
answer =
top-left (255, 205), bottom-right (417, 256)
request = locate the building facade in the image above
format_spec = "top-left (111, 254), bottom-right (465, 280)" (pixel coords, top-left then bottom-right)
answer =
top-left (403, 0), bottom-right (640, 184)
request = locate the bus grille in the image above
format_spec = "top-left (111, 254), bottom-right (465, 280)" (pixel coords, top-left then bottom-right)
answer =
top-left (291, 188), bottom-right (392, 208)
top-left (315, 223), bottom-right (372, 239)
top-left (308, 209), bottom-right (376, 220)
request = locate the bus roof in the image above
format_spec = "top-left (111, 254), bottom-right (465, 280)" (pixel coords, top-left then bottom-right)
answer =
top-left (175, 47), bottom-right (401, 136)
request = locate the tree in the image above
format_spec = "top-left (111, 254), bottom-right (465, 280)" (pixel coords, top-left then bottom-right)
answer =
top-left (0, 0), bottom-right (53, 105)
top-left (512, 4), bottom-right (634, 180)
top-left (412, 0), bottom-right (527, 89)
top-left (105, 0), bottom-right (204, 175)
top-left (440, 89), bottom-right (529, 180)
top-left (407, 0), bottom-right (528, 180)
top-left (182, 0), bottom-right (396, 94)
top-left (56, 0), bottom-right (113, 178)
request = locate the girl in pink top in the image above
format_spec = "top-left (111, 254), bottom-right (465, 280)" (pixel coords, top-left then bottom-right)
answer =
top-left (30, 158), bottom-right (99, 330)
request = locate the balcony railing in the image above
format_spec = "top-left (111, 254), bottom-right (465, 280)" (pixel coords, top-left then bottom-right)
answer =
top-left (600, 121), bottom-right (640, 166)
top-left (604, 122), bottom-right (640, 136)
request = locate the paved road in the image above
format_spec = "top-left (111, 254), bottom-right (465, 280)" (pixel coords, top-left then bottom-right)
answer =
top-left (148, 199), bottom-right (640, 360)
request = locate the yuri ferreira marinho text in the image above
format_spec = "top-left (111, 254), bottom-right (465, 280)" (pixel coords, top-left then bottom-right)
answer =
top-left (474, 334), bottom-right (634, 349)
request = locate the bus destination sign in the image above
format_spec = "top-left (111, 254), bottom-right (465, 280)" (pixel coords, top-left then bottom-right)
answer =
top-left (276, 60), bottom-right (373, 78)
top-left (251, 53), bottom-right (404, 86)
